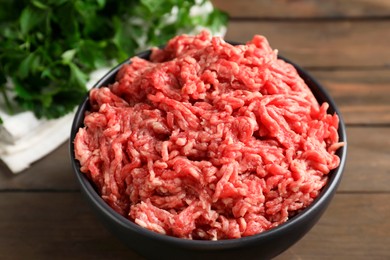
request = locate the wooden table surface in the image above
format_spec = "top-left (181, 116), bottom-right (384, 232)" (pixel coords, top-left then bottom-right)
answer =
top-left (1, 1), bottom-right (390, 259)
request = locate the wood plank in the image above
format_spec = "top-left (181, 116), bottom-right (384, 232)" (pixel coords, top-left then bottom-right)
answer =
top-left (0, 192), bottom-right (143, 260)
top-left (225, 20), bottom-right (390, 68)
top-left (0, 192), bottom-right (389, 259)
top-left (276, 193), bottom-right (390, 260)
top-left (1, 126), bottom-right (390, 193)
top-left (212, 0), bottom-right (390, 19)
top-left (310, 69), bottom-right (390, 125)
top-left (338, 126), bottom-right (390, 193)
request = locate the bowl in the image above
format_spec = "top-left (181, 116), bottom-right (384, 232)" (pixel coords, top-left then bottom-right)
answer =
top-left (69, 44), bottom-right (347, 260)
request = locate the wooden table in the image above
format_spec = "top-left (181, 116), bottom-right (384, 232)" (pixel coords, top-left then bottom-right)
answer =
top-left (1, 1), bottom-right (390, 259)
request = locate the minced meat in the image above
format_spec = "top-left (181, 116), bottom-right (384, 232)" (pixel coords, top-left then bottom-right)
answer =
top-left (74, 30), bottom-right (343, 240)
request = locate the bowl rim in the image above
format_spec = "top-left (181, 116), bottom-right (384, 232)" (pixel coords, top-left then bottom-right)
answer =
top-left (69, 44), bottom-right (347, 250)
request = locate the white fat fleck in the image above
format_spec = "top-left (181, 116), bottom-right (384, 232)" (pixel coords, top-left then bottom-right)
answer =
top-left (135, 218), bottom-right (147, 228)
top-left (176, 137), bottom-right (187, 146)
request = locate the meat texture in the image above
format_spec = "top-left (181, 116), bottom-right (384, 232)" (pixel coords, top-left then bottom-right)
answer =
top-left (74, 31), bottom-right (343, 240)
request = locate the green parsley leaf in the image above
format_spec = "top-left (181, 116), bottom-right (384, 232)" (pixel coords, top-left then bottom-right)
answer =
top-left (20, 6), bottom-right (46, 35)
top-left (0, 0), bottom-right (228, 122)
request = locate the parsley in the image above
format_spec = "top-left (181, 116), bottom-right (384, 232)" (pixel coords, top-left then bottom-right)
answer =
top-left (0, 0), bottom-right (228, 120)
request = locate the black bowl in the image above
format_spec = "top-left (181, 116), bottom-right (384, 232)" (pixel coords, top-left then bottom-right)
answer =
top-left (70, 45), bottom-right (347, 260)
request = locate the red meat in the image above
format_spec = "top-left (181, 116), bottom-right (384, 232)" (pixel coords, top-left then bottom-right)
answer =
top-left (74, 31), bottom-right (343, 240)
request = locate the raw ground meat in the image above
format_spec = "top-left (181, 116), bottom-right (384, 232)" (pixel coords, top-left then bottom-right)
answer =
top-left (74, 30), bottom-right (343, 240)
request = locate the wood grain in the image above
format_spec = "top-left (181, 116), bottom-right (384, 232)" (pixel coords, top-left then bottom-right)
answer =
top-left (225, 20), bottom-right (390, 68)
top-left (212, 0), bottom-right (390, 19)
top-left (310, 69), bottom-right (390, 125)
top-left (276, 193), bottom-right (390, 260)
top-left (0, 192), bottom-right (142, 260)
top-left (0, 192), bottom-right (388, 259)
top-left (338, 127), bottom-right (390, 193)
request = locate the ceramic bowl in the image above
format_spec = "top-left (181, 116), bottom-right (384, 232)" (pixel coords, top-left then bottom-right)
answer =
top-left (70, 45), bottom-right (347, 260)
